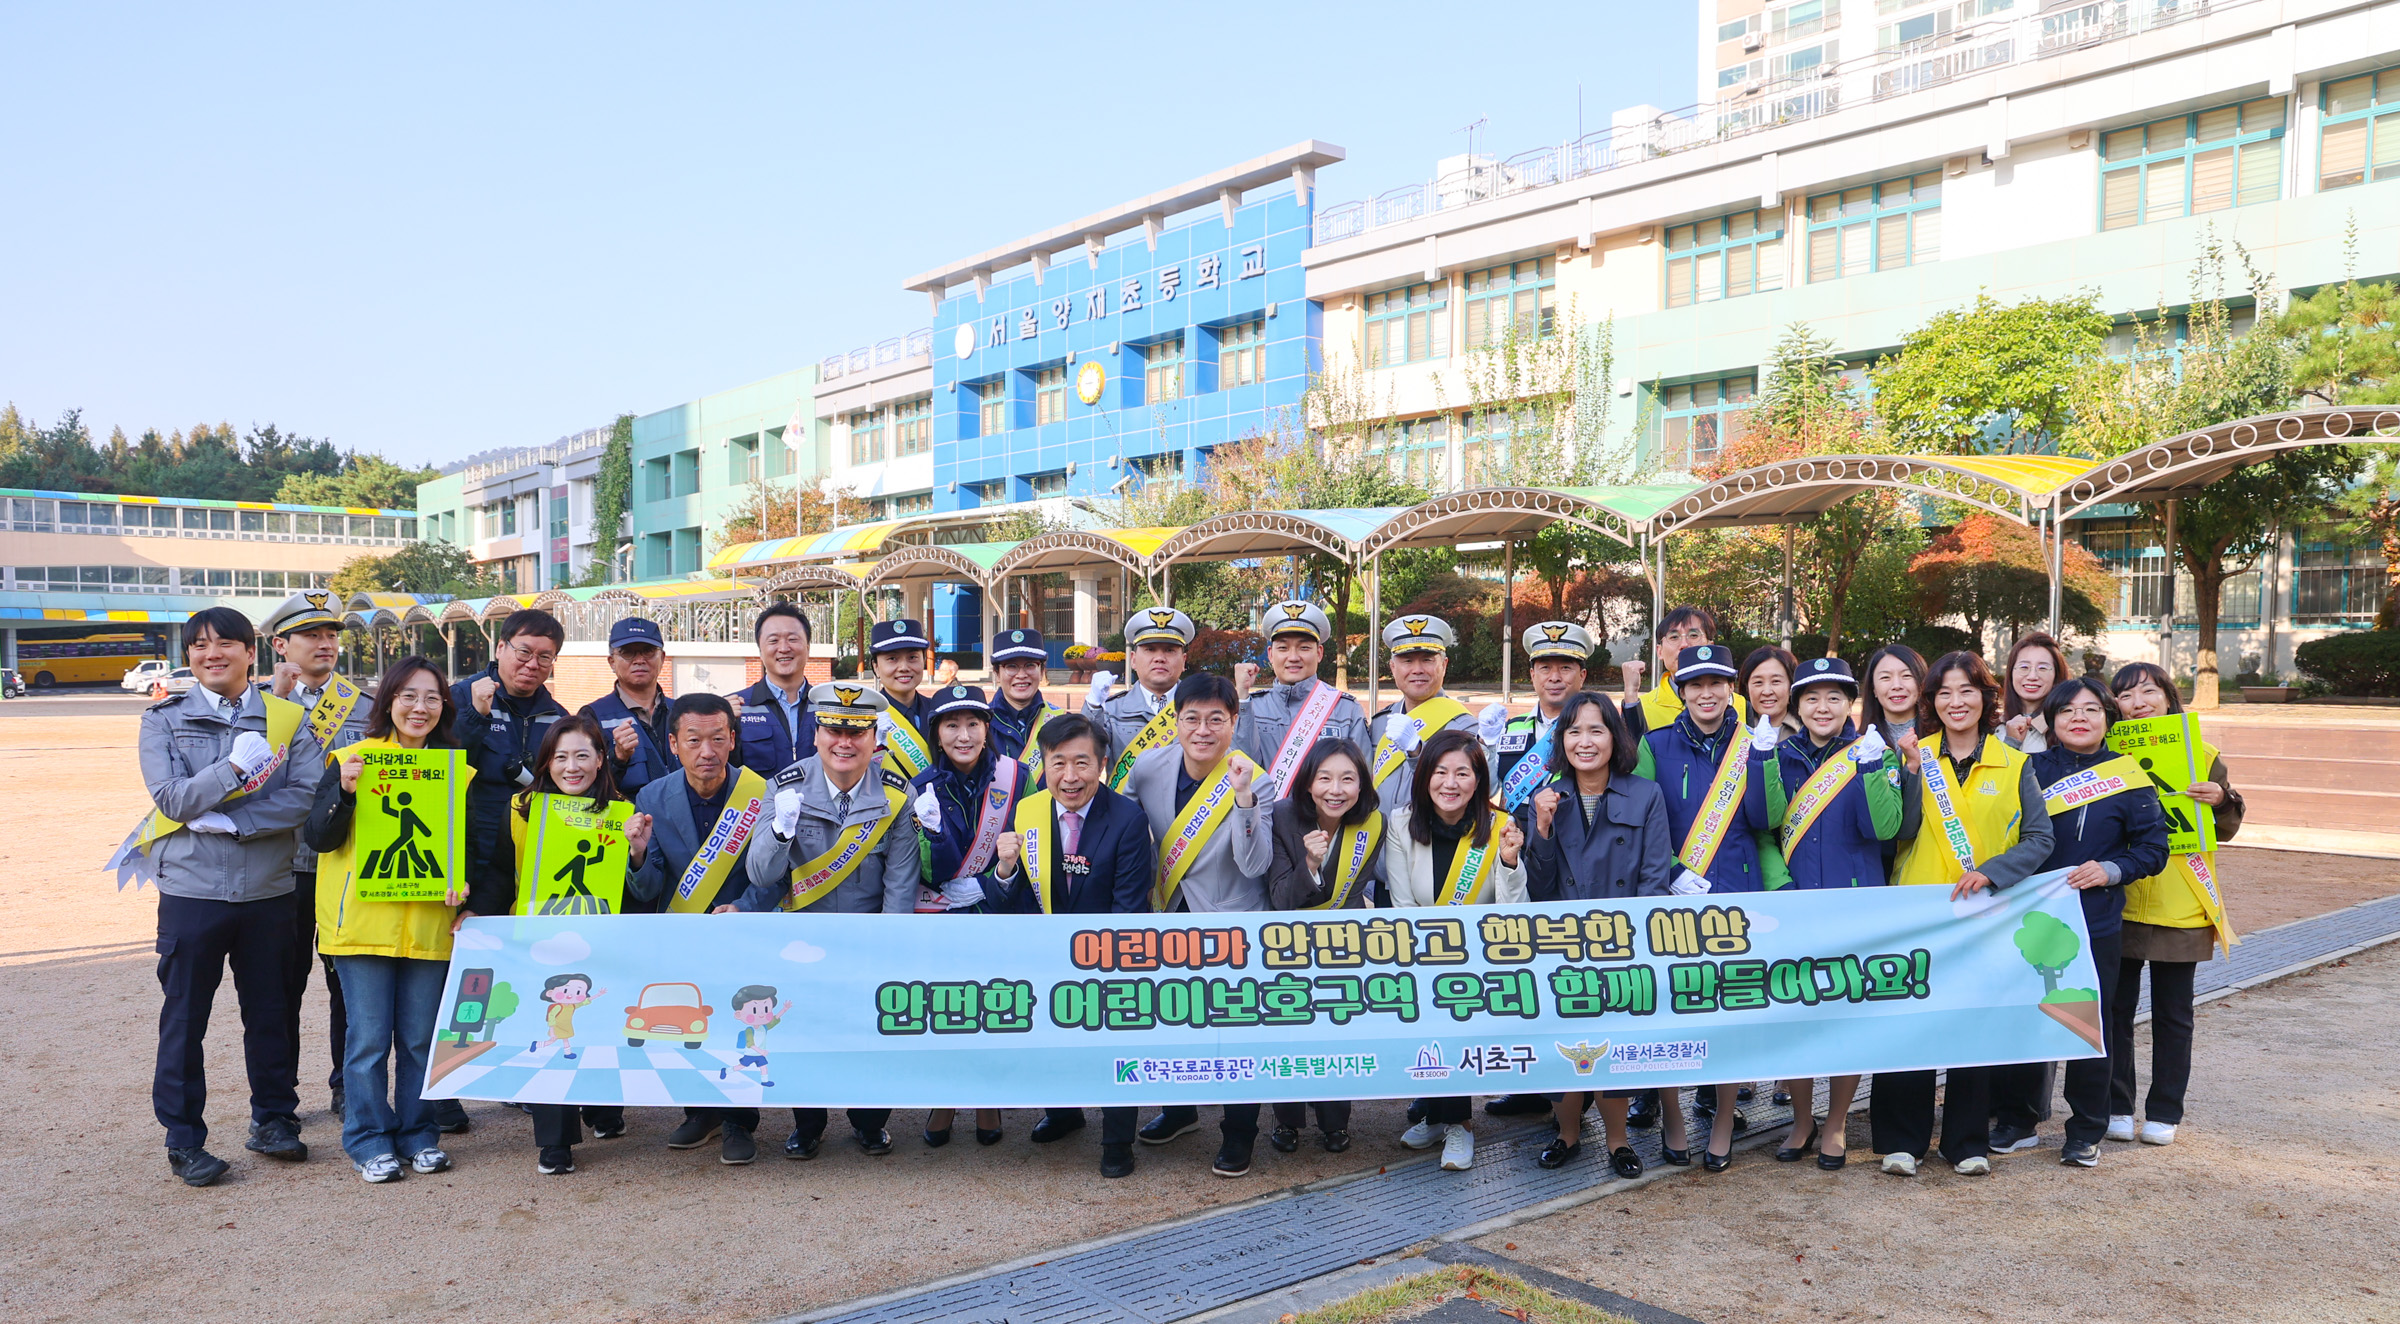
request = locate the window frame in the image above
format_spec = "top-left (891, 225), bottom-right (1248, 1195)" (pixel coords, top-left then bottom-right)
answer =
top-left (1460, 258), bottom-right (1557, 351)
top-left (1663, 209), bottom-right (1788, 308)
top-left (2319, 68), bottom-right (2400, 191)
top-left (1363, 282), bottom-right (1448, 368)
top-left (1142, 336), bottom-right (1185, 404)
top-left (1805, 172), bottom-right (1942, 282)
top-left (893, 396), bottom-right (932, 455)
top-left (1034, 365), bottom-right (1068, 425)
top-left (1217, 320), bottom-right (1266, 388)
top-left (2098, 97), bottom-right (2286, 231)
top-left (1646, 375), bottom-right (1758, 473)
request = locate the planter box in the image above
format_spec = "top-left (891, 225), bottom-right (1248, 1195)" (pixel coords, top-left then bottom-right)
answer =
top-left (2240, 686), bottom-right (2294, 703)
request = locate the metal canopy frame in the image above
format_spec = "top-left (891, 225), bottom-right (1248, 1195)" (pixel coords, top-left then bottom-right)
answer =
top-left (1359, 485), bottom-right (1689, 555)
top-left (2057, 406), bottom-right (2400, 518)
top-left (863, 543), bottom-right (1015, 590)
top-left (988, 529), bottom-right (1163, 580)
top-left (1647, 454), bottom-right (2087, 536)
top-left (1152, 509), bottom-right (1396, 564)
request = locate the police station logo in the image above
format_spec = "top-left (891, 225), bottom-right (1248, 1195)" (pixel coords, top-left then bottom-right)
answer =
top-left (1540, 623), bottom-right (1569, 641)
top-left (1011, 631), bottom-right (1024, 643)
top-left (1402, 616), bottom-right (1429, 634)
top-left (1407, 1041), bottom-right (1452, 1081)
top-left (832, 685), bottom-right (865, 707)
top-left (1697, 645), bottom-right (1714, 661)
top-left (1148, 609), bottom-right (1177, 628)
top-left (952, 686), bottom-right (968, 698)
top-left (1281, 603), bottom-right (1307, 620)
top-left (1555, 1039), bottom-right (1611, 1076)
top-left (1815, 658), bottom-right (1831, 672)
top-left (303, 590), bottom-right (333, 610)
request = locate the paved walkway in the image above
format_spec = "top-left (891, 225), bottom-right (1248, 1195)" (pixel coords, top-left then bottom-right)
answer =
top-left (790, 892), bottom-right (2400, 1324)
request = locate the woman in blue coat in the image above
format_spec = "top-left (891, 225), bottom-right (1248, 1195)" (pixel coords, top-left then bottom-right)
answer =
top-left (1764, 656), bottom-right (1905, 1170)
top-left (1515, 692), bottom-right (1673, 1180)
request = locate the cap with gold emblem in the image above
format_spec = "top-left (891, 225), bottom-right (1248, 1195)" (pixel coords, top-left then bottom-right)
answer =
top-left (1264, 600), bottom-right (1332, 644)
top-left (1381, 613), bottom-right (1456, 655)
top-left (807, 680), bottom-right (891, 730)
top-left (265, 589), bottom-right (345, 638)
top-left (1125, 606), bottom-right (1196, 649)
top-left (1521, 620), bottom-right (1594, 663)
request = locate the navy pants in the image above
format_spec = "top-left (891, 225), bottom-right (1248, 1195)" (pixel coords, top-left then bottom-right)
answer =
top-left (1148, 1103), bottom-right (1262, 1140)
top-left (154, 891), bottom-right (300, 1149)
top-left (790, 1107), bottom-right (893, 1141)
top-left (288, 870), bottom-right (348, 1094)
top-left (1046, 1107), bottom-right (1140, 1146)
top-left (1992, 929), bottom-right (2123, 1147)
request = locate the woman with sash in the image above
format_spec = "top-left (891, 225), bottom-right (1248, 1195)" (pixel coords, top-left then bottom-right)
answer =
top-left (497, 713), bottom-right (652, 1175)
top-left (1765, 657), bottom-right (1903, 1172)
top-left (1861, 644), bottom-right (1929, 881)
top-left (908, 684), bottom-right (1023, 1149)
top-left (2001, 632), bottom-right (2071, 753)
top-left (1514, 692), bottom-right (1671, 1178)
top-left (1872, 651), bottom-right (2054, 1179)
top-left (2107, 662), bottom-right (2243, 1148)
top-left (1265, 737), bottom-right (1383, 1154)
top-left (302, 657), bottom-right (472, 1184)
top-left (1386, 729), bottom-right (1525, 1172)
top-left (1738, 645), bottom-right (1801, 911)
top-left (1989, 678), bottom-right (2170, 1168)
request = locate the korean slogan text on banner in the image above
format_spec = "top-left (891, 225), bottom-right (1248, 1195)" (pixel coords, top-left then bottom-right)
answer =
top-left (2108, 714), bottom-right (2216, 854)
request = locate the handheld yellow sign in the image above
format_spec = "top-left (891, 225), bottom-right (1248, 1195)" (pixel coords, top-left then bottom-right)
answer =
top-left (521, 794), bottom-right (636, 916)
top-left (353, 748), bottom-right (469, 904)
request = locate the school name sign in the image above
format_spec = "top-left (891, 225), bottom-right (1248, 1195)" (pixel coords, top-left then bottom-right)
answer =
top-left (423, 877), bottom-right (2102, 1109)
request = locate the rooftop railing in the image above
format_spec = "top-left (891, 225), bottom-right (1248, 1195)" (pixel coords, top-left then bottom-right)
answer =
top-left (820, 328), bottom-right (933, 384)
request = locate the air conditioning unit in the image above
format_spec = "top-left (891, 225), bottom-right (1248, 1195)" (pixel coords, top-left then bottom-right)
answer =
top-left (1065, 461), bottom-right (1077, 477)
top-left (1743, 34), bottom-right (1764, 51)
top-left (947, 480), bottom-right (957, 493)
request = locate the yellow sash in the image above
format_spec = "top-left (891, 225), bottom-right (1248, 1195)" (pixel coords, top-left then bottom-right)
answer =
top-left (2040, 755), bottom-right (2148, 818)
top-left (784, 783), bottom-right (908, 911)
top-left (1150, 752), bottom-right (1260, 913)
top-left (1674, 731), bottom-right (1750, 877)
top-left (1309, 811), bottom-right (1384, 910)
top-left (1109, 699), bottom-right (1177, 790)
top-left (1438, 820), bottom-right (1500, 905)
top-left (667, 768), bottom-right (770, 914)
top-left (1778, 748), bottom-right (1858, 856)
top-left (2166, 851), bottom-right (2238, 954)
top-left (1371, 695), bottom-right (1471, 788)
top-left (879, 710), bottom-right (933, 783)
top-left (307, 674), bottom-right (365, 752)
top-left (1018, 703), bottom-right (1060, 784)
top-left (1015, 789), bottom-right (1058, 914)
top-left (125, 693), bottom-right (308, 855)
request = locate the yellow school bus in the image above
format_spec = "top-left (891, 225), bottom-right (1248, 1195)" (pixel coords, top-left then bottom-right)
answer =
top-left (18, 633), bottom-right (159, 688)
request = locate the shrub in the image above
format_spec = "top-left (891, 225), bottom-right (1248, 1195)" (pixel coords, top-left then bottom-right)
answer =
top-left (2295, 631), bottom-right (2400, 697)
top-left (1189, 628), bottom-right (1265, 674)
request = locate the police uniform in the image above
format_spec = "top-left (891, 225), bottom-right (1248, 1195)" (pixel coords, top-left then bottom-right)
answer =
top-left (737, 683), bottom-right (920, 1156)
top-left (1084, 608), bottom-right (1192, 774)
top-left (869, 618), bottom-right (936, 756)
top-left (1487, 622), bottom-right (1595, 807)
top-left (1364, 614), bottom-right (1476, 819)
top-left (1233, 601), bottom-right (1367, 798)
top-left (582, 616), bottom-right (677, 796)
top-left (985, 628), bottom-right (1061, 769)
top-left (910, 685), bottom-right (1023, 915)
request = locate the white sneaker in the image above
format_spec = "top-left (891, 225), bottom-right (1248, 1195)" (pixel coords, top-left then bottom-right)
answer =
top-left (1954, 1155), bottom-right (1991, 1176)
top-left (1439, 1125), bottom-right (1475, 1171)
top-left (354, 1153), bottom-right (405, 1183)
top-left (410, 1147), bottom-right (452, 1174)
top-left (2106, 1115), bottom-right (2137, 1143)
top-left (1400, 1120), bottom-right (1444, 1150)
top-left (2139, 1121), bottom-right (2177, 1146)
top-left (1881, 1152), bottom-right (1918, 1177)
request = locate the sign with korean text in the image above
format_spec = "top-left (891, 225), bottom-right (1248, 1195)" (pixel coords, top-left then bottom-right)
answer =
top-left (2107, 714), bottom-right (2216, 853)
top-left (523, 794), bottom-right (636, 916)
top-left (351, 749), bottom-right (468, 904)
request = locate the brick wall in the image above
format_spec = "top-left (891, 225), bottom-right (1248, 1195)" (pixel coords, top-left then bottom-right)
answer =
top-left (548, 649), bottom-right (833, 713)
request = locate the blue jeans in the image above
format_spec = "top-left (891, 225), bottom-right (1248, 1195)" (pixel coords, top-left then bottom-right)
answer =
top-left (330, 954), bottom-right (446, 1165)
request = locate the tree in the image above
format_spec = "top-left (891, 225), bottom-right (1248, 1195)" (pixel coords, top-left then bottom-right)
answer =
top-left (331, 540), bottom-right (510, 599)
top-left (2276, 219), bottom-right (2400, 409)
top-left (579, 414), bottom-right (636, 585)
top-left (479, 982), bottom-right (520, 1042)
top-left (0, 408), bottom-right (345, 501)
top-left (1869, 292), bottom-right (2114, 454)
top-left (276, 454), bottom-right (442, 510)
top-left (2013, 912), bottom-right (2081, 996)
top-left (1911, 513), bottom-right (2111, 649)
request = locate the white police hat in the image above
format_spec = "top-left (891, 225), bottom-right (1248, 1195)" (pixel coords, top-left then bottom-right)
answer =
top-left (1265, 600), bottom-right (1332, 644)
top-left (1382, 614), bottom-right (1457, 655)
top-left (265, 590), bottom-right (344, 637)
top-left (1521, 621), bottom-right (1594, 663)
top-left (808, 681), bottom-right (890, 729)
top-left (1126, 606), bottom-right (1196, 648)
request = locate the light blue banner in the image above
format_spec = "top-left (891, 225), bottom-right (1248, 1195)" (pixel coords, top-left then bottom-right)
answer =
top-left (422, 872), bottom-right (2102, 1109)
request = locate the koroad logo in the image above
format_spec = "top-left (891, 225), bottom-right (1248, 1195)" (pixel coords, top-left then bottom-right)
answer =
top-left (1555, 1040), bottom-right (1611, 1076)
top-left (1408, 1041), bottom-right (1452, 1081)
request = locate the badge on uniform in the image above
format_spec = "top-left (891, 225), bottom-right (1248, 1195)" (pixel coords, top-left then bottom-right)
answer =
top-left (1499, 733), bottom-right (1530, 752)
top-left (986, 783), bottom-right (1009, 811)
top-left (1062, 855), bottom-right (1091, 875)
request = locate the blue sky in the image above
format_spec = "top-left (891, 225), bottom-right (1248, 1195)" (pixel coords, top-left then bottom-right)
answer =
top-left (0, 2), bottom-right (1695, 468)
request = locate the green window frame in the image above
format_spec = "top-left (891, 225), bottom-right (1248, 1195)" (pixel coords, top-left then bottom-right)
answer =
top-left (1366, 414), bottom-right (1450, 489)
top-left (976, 381), bottom-right (1006, 437)
top-left (1218, 320), bottom-right (1265, 387)
top-left (1364, 282), bottom-right (1447, 367)
top-left (848, 409), bottom-right (886, 464)
top-left (1647, 375), bottom-right (1756, 472)
top-left (1806, 172), bottom-right (1940, 282)
top-left (2320, 69), bottom-right (2400, 190)
top-left (1462, 258), bottom-right (1555, 350)
top-left (1664, 209), bottom-right (1786, 308)
top-left (2293, 526), bottom-right (2386, 623)
top-left (894, 396), bottom-right (931, 454)
top-left (1142, 336), bottom-right (1184, 404)
top-left (1034, 366), bottom-right (1068, 425)
top-left (2099, 98), bottom-right (2284, 231)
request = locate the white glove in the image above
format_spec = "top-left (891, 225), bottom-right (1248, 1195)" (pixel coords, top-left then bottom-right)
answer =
top-left (1849, 724), bottom-right (1890, 765)
top-left (1087, 670), bottom-right (1115, 706)
top-left (772, 786), bottom-right (802, 840)
top-left (1747, 715), bottom-right (1779, 752)
top-left (1477, 702), bottom-right (1509, 742)
top-left (1670, 868), bottom-right (1712, 896)
top-left (228, 731), bottom-right (274, 777)
top-left (1400, 721), bottom-right (1424, 753)
top-left (913, 788), bottom-right (943, 834)
top-left (189, 811), bottom-right (237, 835)
top-left (940, 876), bottom-right (987, 909)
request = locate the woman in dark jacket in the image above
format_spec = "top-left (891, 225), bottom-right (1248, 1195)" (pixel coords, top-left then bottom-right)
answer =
top-left (1264, 737), bottom-right (1382, 1154)
top-left (1512, 692), bottom-right (1672, 1179)
top-left (1988, 678), bottom-right (2170, 1169)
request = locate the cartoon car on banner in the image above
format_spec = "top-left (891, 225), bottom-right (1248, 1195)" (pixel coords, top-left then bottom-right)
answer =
top-left (624, 981), bottom-right (714, 1049)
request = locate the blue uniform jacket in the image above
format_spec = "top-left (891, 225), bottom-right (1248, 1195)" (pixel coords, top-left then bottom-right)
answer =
top-left (583, 689), bottom-right (677, 797)
top-left (450, 665), bottom-right (568, 910)
top-left (1770, 727), bottom-right (1898, 890)
top-left (733, 678), bottom-right (813, 776)
top-left (988, 693), bottom-right (1058, 768)
top-left (1514, 773), bottom-right (1676, 901)
top-left (1634, 712), bottom-right (1774, 892)
top-left (990, 783), bottom-right (1154, 915)
top-left (910, 752), bottom-right (1030, 913)
top-left (2028, 744), bottom-right (2172, 940)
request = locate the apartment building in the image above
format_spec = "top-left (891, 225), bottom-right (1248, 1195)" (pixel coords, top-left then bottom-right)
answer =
top-left (415, 427), bottom-right (612, 593)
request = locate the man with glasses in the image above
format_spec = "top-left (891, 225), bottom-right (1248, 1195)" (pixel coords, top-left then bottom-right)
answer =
top-left (453, 609), bottom-right (568, 949)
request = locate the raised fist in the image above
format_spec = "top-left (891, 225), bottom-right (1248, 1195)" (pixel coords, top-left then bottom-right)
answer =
top-left (772, 786), bottom-right (802, 839)
top-left (612, 719), bottom-right (639, 761)
top-left (995, 831), bottom-right (1022, 873)
top-left (271, 660), bottom-right (303, 699)
top-left (470, 675), bottom-right (499, 716)
top-left (1087, 670), bottom-right (1115, 706)
top-left (229, 731), bottom-right (274, 777)
top-left (1497, 815), bottom-right (1524, 867)
top-left (1228, 756), bottom-right (1256, 803)
top-left (1302, 828), bottom-right (1331, 874)
top-left (1233, 661), bottom-right (1260, 692)
top-left (626, 812), bottom-right (653, 864)
top-left (1533, 786), bottom-right (1561, 839)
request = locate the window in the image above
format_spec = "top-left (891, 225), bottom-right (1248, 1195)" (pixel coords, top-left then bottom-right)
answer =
top-left (1459, 411), bottom-right (1520, 486)
top-left (58, 501), bottom-right (87, 526)
top-left (848, 410), bottom-right (886, 464)
top-left (1366, 415), bottom-right (1451, 489)
top-left (976, 381), bottom-right (1006, 436)
top-left (1130, 452), bottom-right (1184, 480)
top-left (263, 512), bottom-right (288, 534)
top-left (888, 492), bottom-right (934, 516)
top-left (1773, 0), bottom-right (1838, 45)
top-left (732, 435), bottom-right (760, 484)
top-left (2321, 69), bottom-right (2400, 190)
top-left (2293, 527), bottom-right (2386, 623)
top-left (1462, 259), bottom-right (1555, 349)
top-left (549, 498), bottom-right (567, 541)
top-left (119, 504), bottom-right (149, 528)
top-left (1806, 172), bottom-right (1940, 281)
top-left (966, 478), bottom-right (1009, 504)
top-left (1143, 337), bottom-right (1184, 403)
top-left (1364, 284), bottom-right (1447, 368)
top-left (1035, 366), bottom-right (1068, 425)
top-left (2100, 98), bottom-right (2284, 230)
top-left (1665, 209), bottom-right (1786, 307)
top-left (894, 396), bottom-right (931, 455)
top-left (1027, 471), bottom-right (1068, 496)
top-left (1650, 376), bottom-right (1757, 472)
top-left (1218, 321), bottom-right (1265, 387)
top-left (500, 500), bottom-right (517, 536)
top-left (239, 510), bottom-right (264, 533)
top-left (646, 458), bottom-right (671, 502)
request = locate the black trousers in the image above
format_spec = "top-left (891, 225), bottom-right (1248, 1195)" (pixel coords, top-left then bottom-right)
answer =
top-left (790, 1107), bottom-right (892, 1140)
top-left (287, 870), bottom-right (347, 1093)
top-left (1045, 1106), bottom-right (1140, 1146)
top-left (1422, 1096), bottom-right (1474, 1126)
top-left (1273, 1101), bottom-right (1352, 1132)
top-left (2112, 956), bottom-right (2196, 1125)
top-left (688, 1106), bottom-right (760, 1132)
top-left (1869, 1067), bottom-right (1990, 1163)
top-left (1992, 929), bottom-right (2122, 1147)
top-left (1149, 1102), bottom-right (1262, 1139)
top-left (154, 891), bottom-right (300, 1149)
top-left (530, 1104), bottom-right (625, 1148)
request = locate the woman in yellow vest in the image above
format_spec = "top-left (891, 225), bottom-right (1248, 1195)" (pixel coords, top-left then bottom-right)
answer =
top-left (2107, 662), bottom-right (2244, 1147)
top-left (302, 656), bottom-right (475, 1184)
top-left (1870, 651), bottom-right (2056, 1179)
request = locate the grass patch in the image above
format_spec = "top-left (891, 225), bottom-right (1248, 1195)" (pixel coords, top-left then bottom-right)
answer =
top-left (1281, 1265), bottom-right (1636, 1324)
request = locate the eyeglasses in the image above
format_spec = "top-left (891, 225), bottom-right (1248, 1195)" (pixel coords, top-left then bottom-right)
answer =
top-left (504, 640), bottom-right (557, 671)
top-left (1179, 712), bottom-right (1232, 731)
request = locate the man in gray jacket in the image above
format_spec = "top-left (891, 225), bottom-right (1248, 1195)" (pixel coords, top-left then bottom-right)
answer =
top-left (731, 681), bottom-right (919, 1160)
top-left (125, 606), bottom-right (326, 1187)
top-left (1119, 672), bottom-right (1271, 1176)
top-left (1233, 600), bottom-right (1366, 800)
top-left (1364, 613), bottom-right (1476, 817)
top-left (1083, 605), bottom-right (1193, 781)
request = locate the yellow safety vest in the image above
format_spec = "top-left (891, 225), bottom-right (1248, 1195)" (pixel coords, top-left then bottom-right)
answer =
top-left (1893, 734), bottom-right (2028, 888)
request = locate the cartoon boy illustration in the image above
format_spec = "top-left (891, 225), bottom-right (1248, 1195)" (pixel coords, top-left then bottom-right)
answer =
top-left (719, 984), bottom-right (790, 1088)
top-left (535, 972), bottom-right (606, 1061)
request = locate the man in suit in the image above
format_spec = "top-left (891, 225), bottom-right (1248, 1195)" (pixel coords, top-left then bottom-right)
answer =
top-left (626, 691), bottom-right (770, 1165)
top-left (988, 712), bottom-right (1154, 1177)
top-left (734, 602), bottom-right (815, 776)
top-left (1121, 672), bottom-right (1271, 1177)
top-left (1083, 606), bottom-right (1192, 780)
top-left (731, 682), bottom-right (920, 1159)
top-left (1233, 601), bottom-right (1366, 800)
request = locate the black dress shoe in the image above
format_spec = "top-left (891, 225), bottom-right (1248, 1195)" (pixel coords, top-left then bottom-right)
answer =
top-left (1817, 1151), bottom-right (1848, 1170)
top-left (975, 1127), bottom-right (1005, 1146)
top-left (1100, 1144), bottom-right (1135, 1178)
top-left (1626, 1097), bottom-right (1660, 1130)
top-left (1773, 1090), bottom-right (1793, 1108)
top-left (245, 1118), bottom-right (308, 1162)
top-left (923, 1127), bottom-right (953, 1148)
top-left (329, 1085), bottom-right (346, 1118)
top-left (1702, 1149), bottom-right (1733, 1173)
top-left (1776, 1117), bottom-right (1819, 1163)
top-left (721, 1127), bottom-right (757, 1165)
top-left (1268, 1126), bottom-right (1300, 1153)
top-left (856, 1127), bottom-right (894, 1156)
top-left (1212, 1136), bottom-right (1254, 1177)
top-left (1030, 1112), bottom-right (1086, 1144)
top-left (1139, 1109), bottom-right (1200, 1146)
top-left (665, 1117), bottom-right (721, 1149)
top-left (1728, 1112), bottom-right (1750, 1135)
top-left (168, 1146), bottom-right (228, 1187)
top-left (1609, 1146), bottom-right (1645, 1180)
top-left (1536, 1135), bottom-right (1582, 1169)
top-left (783, 1130), bottom-right (822, 1160)
top-left (1485, 1094), bottom-right (1554, 1117)
top-left (1322, 1129), bottom-right (1351, 1154)
top-left (1735, 1086), bottom-right (1755, 1104)
top-left (1661, 1145), bottom-right (1692, 1167)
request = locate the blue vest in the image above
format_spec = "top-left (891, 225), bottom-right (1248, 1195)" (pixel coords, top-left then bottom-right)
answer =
top-left (1772, 732), bottom-right (1889, 890)
top-left (734, 679), bottom-right (813, 776)
top-left (582, 690), bottom-right (677, 795)
top-left (1638, 713), bottom-right (1772, 893)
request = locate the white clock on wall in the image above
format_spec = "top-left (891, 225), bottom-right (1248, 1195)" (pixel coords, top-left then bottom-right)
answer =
top-left (1076, 358), bottom-right (1106, 405)
top-left (953, 324), bottom-right (976, 360)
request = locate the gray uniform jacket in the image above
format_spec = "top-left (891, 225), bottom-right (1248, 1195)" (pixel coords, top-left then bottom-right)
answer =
top-left (737, 758), bottom-right (920, 915)
top-left (136, 685), bottom-right (325, 902)
top-left (1234, 676), bottom-right (1368, 796)
top-left (281, 676), bottom-right (371, 874)
top-left (1365, 697), bottom-right (1478, 816)
top-left (1265, 795), bottom-right (1386, 910)
top-left (1514, 776), bottom-right (1676, 901)
top-left (627, 769), bottom-right (759, 913)
top-left (1083, 681), bottom-right (1176, 774)
top-left (1122, 746), bottom-right (1271, 912)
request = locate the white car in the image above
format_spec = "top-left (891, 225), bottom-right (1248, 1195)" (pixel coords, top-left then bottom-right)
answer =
top-left (122, 659), bottom-right (173, 692)
top-left (150, 667), bottom-right (197, 697)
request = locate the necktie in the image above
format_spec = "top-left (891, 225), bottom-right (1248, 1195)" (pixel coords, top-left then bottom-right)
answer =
top-left (220, 693), bottom-right (240, 717)
top-left (835, 789), bottom-right (852, 822)
top-left (1061, 809), bottom-right (1084, 857)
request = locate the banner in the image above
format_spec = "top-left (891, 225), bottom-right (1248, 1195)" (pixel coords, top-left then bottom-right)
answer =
top-left (522, 795), bottom-right (636, 916)
top-left (423, 873), bottom-right (2103, 1108)
top-left (352, 748), bottom-right (468, 903)
top-left (2108, 714), bottom-right (2215, 853)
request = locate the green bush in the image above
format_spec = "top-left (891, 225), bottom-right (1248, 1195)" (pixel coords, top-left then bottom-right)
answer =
top-left (2295, 631), bottom-right (2400, 697)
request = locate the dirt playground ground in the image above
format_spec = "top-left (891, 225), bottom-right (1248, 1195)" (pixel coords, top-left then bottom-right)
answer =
top-left (2, 714), bottom-right (2394, 1324)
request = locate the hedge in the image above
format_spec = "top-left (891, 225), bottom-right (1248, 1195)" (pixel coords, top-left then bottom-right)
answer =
top-left (2295, 631), bottom-right (2400, 697)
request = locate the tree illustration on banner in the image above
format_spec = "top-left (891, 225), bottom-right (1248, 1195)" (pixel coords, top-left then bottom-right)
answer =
top-left (2015, 911), bottom-right (2103, 1049)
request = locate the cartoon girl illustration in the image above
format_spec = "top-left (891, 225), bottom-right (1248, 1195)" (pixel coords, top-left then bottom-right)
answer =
top-left (535, 972), bottom-right (606, 1060)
